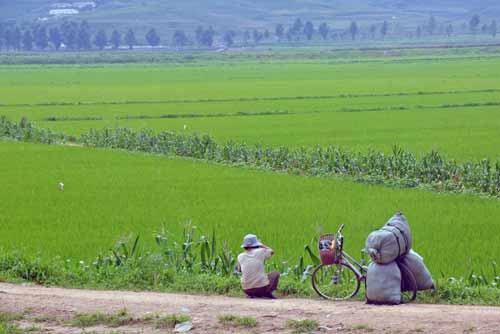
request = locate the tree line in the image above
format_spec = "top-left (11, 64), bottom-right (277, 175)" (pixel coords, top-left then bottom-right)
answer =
top-left (0, 15), bottom-right (498, 52)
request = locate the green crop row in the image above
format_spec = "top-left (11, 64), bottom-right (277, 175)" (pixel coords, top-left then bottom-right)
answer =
top-left (2, 116), bottom-right (500, 197)
top-left (1, 88), bottom-right (499, 108)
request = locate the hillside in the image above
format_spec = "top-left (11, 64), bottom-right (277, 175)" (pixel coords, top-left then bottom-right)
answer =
top-left (2, 0), bottom-right (500, 36)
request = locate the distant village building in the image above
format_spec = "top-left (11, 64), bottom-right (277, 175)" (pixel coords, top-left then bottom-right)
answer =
top-left (49, 8), bottom-right (79, 16)
top-left (51, 3), bottom-right (73, 9)
top-left (49, 2), bottom-right (96, 16)
top-left (73, 2), bottom-right (97, 10)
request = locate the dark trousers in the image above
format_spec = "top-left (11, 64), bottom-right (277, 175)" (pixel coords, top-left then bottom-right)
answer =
top-left (244, 270), bottom-right (280, 298)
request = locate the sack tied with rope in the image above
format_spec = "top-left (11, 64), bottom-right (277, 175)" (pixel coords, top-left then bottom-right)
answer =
top-left (365, 211), bottom-right (412, 264)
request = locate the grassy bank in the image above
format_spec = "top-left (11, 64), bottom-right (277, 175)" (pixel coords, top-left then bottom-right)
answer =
top-left (1, 229), bottom-right (500, 306)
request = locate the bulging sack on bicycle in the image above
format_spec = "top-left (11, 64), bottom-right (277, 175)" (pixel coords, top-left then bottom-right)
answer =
top-left (399, 250), bottom-right (434, 291)
top-left (365, 212), bottom-right (412, 264)
top-left (366, 262), bottom-right (402, 305)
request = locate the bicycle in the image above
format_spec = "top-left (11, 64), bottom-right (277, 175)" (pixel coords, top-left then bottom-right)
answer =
top-left (311, 224), bottom-right (417, 302)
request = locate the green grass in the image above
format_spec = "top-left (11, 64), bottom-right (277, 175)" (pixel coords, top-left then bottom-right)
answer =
top-left (153, 314), bottom-right (191, 329)
top-left (2, 57), bottom-right (500, 161)
top-left (70, 309), bottom-right (132, 328)
top-left (0, 313), bottom-right (24, 334)
top-left (218, 314), bottom-right (258, 327)
top-left (1, 140), bottom-right (500, 277)
top-left (2, 58), bottom-right (500, 105)
top-left (30, 104), bottom-right (500, 161)
top-left (286, 319), bottom-right (319, 333)
top-left (351, 324), bottom-right (375, 332)
top-left (2, 49), bottom-right (500, 291)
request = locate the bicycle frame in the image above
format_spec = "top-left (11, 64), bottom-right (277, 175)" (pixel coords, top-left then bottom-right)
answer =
top-left (334, 224), bottom-right (367, 279)
top-left (341, 251), bottom-right (366, 279)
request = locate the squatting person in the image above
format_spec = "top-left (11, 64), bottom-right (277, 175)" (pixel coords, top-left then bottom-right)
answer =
top-left (237, 234), bottom-right (280, 299)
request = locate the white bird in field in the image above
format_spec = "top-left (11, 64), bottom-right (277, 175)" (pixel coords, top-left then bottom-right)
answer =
top-left (58, 182), bottom-right (64, 192)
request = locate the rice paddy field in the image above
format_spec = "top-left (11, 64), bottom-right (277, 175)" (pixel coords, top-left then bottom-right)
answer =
top-left (1, 48), bottom-right (500, 277)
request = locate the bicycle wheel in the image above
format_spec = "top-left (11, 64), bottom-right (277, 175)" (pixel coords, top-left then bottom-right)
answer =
top-left (312, 262), bottom-right (361, 300)
top-left (398, 262), bottom-right (417, 303)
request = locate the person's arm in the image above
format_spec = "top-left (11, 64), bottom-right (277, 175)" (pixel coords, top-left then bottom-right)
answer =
top-left (260, 244), bottom-right (275, 257)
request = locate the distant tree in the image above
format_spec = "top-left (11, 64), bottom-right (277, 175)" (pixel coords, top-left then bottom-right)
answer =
top-left (291, 18), bottom-right (303, 35)
top-left (445, 24), bottom-right (453, 37)
top-left (13, 26), bottom-right (22, 50)
top-left (22, 30), bottom-right (33, 51)
top-left (206, 26), bottom-right (215, 41)
top-left (303, 21), bottom-right (314, 40)
top-left (145, 28), bottom-right (160, 47)
top-left (172, 30), bottom-right (188, 47)
top-left (349, 21), bottom-right (358, 40)
top-left (4, 26), bottom-right (14, 50)
top-left (285, 28), bottom-right (293, 42)
top-left (490, 20), bottom-right (498, 38)
top-left (469, 15), bottom-right (480, 34)
top-left (223, 30), bottom-right (235, 47)
top-left (195, 26), bottom-right (204, 46)
top-left (201, 27), bottom-right (214, 47)
top-left (288, 18), bottom-right (304, 40)
top-left (49, 27), bottom-right (62, 50)
top-left (275, 24), bottom-right (284, 41)
top-left (481, 24), bottom-right (489, 34)
top-left (427, 16), bottom-right (437, 35)
top-left (252, 29), bottom-right (263, 44)
top-left (416, 26), bottom-right (422, 38)
top-left (369, 24), bottom-right (377, 38)
top-left (460, 22), bottom-right (468, 33)
top-left (94, 29), bottom-right (107, 50)
top-left (0, 23), bottom-right (5, 51)
top-left (263, 29), bottom-right (270, 39)
top-left (77, 20), bottom-right (91, 50)
top-left (318, 22), bottom-right (330, 40)
top-left (243, 30), bottom-right (250, 44)
top-left (60, 21), bottom-right (78, 50)
top-left (33, 26), bottom-right (48, 50)
top-left (124, 29), bottom-right (136, 49)
top-left (380, 21), bottom-right (389, 39)
top-left (110, 30), bottom-right (121, 49)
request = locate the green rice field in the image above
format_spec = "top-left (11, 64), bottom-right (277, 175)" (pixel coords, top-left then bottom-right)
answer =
top-left (1, 50), bottom-right (500, 277)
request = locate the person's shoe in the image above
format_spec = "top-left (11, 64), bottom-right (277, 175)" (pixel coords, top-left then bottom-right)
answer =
top-left (266, 293), bottom-right (277, 299)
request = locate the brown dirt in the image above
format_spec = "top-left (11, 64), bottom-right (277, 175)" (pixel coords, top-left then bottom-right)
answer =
top-left (1, 283), bottom-right (500, 334)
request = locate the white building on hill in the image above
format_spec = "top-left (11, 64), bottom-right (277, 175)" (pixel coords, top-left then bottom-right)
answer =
top-left (49, 9), bottom-right (79, 16)
top-left (74, 2), bottom-right (97, 9)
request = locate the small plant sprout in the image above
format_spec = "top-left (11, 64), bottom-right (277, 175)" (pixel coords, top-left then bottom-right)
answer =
top-left (58, 182), bottom-right (64, 191)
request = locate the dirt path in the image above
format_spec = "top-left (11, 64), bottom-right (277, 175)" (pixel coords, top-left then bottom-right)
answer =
top-left (1, 283), bottom-right (500, 334)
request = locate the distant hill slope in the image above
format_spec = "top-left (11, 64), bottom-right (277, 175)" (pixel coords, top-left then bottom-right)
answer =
top-left (2, 0), bottom-right (500, 35)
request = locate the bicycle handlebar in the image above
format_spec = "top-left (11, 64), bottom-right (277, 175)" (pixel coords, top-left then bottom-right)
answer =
top-left (337, 224), bottom-right (345, 235)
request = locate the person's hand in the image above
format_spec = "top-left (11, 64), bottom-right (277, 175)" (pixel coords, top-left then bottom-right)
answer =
top-left (261, 244), bottom-right (275, 256)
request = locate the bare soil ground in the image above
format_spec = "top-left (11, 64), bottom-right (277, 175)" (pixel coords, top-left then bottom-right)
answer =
top-left (1, 283), bottom-right (500, 334)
